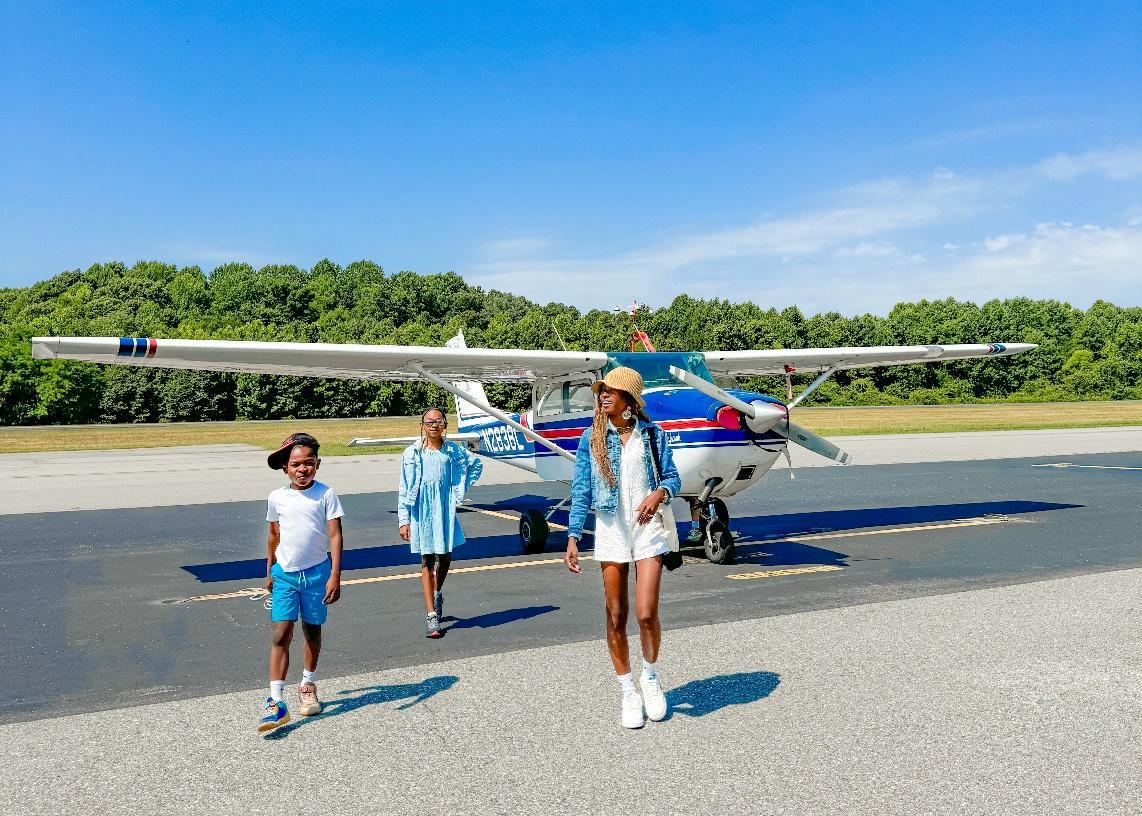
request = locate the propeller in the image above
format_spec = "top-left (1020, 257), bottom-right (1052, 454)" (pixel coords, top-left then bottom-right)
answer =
top-left (669, 366), bottom-right (851, 465)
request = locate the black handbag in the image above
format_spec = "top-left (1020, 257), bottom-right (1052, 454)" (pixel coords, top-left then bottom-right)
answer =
top-left (647, 426), bottom-right (683, 572)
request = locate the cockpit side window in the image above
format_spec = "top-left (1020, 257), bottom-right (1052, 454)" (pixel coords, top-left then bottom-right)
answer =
top-left (565, 382), bottom-right (595, 413)
top-left (536, 384), bottom-right (563, 417)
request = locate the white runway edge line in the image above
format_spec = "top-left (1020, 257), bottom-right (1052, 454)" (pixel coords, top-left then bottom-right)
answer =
top-left (175, 515), bottom-right (1017, 603)
top-left (1032, 462), bottom-right (1142, 471)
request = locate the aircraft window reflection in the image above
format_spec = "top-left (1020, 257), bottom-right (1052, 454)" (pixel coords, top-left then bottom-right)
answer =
top-left (606, 352), bottom-right (715, 388)
top-left (536, 385), bottom-right (563, 417)
top-left (566, 384), bottom-right (595, 413)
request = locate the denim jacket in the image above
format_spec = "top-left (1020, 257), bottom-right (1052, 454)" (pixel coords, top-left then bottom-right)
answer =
top-left (566, 420), bottom-right (681, 541)
top-left (397, 439), bottom-right (484, 526)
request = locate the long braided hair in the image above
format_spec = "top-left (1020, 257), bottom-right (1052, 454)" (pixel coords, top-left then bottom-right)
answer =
top-left (590, 389), bottom-right (650, 488)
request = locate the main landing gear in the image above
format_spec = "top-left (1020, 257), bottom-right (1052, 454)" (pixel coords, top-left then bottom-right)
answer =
top-left (519, 494), bottom-right (572, 554)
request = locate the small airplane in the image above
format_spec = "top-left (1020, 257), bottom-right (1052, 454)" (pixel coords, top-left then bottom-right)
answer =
top-left (30, 314), bottom-right (1035, 563)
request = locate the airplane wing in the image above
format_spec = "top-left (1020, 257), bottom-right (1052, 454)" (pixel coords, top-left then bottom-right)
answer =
top-left (29, 336), bottom-right (609, 383)
top-left (703, 343), bottom-right (1037, 377)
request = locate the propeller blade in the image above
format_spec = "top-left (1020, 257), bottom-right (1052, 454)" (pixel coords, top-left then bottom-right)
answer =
top-left (775, 420), bottom-right (852, 465)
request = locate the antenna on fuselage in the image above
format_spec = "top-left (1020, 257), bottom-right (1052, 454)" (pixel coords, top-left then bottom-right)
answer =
top-left (613, 301), bottom-right (656, 353)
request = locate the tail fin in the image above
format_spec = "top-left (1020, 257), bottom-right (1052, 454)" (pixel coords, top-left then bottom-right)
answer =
top-left (445, 332), bottom-right (492, 430)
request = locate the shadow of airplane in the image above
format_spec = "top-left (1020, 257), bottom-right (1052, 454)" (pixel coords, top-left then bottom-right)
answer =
top-left (182, 499), bottom-right (1079, 583)
top-left (263, 674), bottom-right (459, 739)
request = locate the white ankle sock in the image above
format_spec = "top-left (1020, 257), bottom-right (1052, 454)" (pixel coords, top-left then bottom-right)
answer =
top-left (301, 669), bottom-right (316, 685)
top-left (642, 660), bottom-right (657, 679)
top-left (269, 680), bottom-right (286, 702)
top-left (617, 672), bottom-right (635, 693)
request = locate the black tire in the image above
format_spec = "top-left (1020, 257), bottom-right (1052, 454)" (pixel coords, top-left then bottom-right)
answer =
top-left (519, 509), bottom-right (549, 554)
top-left (703, 521), bottom-right (736, 564)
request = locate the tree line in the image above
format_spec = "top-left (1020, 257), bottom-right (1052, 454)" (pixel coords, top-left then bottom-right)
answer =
top-left (2, 259), bottom-right (1140, 426)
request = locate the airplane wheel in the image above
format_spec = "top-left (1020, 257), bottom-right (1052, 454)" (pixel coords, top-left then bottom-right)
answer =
top-left (519, 510), bottom-right (549, 554)
top-left (704, 522), bottom-right (736, 564)
top-left (710, 498), bottom-right (729, 526)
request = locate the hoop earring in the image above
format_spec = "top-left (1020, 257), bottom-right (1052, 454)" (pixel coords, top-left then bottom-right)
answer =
top-left (621, 408), bottom-right (633, 421)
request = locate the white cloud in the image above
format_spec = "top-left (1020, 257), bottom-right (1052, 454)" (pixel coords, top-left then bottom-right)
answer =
top-left (482, 237), bottom-right (551, 256)
top-left (467, 145), bottom-right (1142, 314)
top-left (1034, 146), bottom-right (1142, 181)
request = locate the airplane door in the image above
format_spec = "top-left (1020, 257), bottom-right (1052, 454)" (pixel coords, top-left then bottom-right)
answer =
top-left (534, 378), bottom-right (596, 481)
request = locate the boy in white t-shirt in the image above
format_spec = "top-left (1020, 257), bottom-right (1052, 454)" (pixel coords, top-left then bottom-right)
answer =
top-left (257, 432), bottom-right (345, 734)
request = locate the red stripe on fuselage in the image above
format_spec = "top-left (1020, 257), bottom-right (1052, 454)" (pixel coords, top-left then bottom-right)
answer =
top-left (147, 338), bottom-right (157, 358)
top-left (534, 418), bottom-right (722, 439)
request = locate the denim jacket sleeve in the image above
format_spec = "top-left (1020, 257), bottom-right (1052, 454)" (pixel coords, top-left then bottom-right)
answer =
top-left (654, 426), bottom-right (682, 501)
top-left (566, 429), bottom-right (594, 541)
top-left (397, 446), bottom-right (418, 526)
top-left (449, 441), bottom-right (484, 504)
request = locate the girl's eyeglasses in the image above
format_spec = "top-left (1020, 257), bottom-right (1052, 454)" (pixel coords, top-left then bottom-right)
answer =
top-left (423, 419), bottom-right (447, 427)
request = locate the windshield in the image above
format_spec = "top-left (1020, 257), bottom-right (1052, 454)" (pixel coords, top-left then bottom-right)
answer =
top-left (604, 352), bottom-right (715, 388)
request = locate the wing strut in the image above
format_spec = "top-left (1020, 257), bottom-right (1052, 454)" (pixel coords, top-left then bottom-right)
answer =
top-left (411, 364), bottom-right (576, 462)
top-left (788, 366), bottom-right (837, 408)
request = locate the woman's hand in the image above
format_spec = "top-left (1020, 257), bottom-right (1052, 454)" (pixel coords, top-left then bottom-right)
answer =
top-left (399, 524), bottom-right (410, 542)
top-left (635, 488), bottom-right (667, 525)
top-left (564, 538), bottom-right (581, 573)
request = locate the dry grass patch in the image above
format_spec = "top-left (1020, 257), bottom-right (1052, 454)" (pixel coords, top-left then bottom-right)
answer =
top-left (795, 401), bottom-right (1142, 436)
top-left (0, 416), bottom-right (427, 455)
top-left (4, 401), bottom-right (1142, 454)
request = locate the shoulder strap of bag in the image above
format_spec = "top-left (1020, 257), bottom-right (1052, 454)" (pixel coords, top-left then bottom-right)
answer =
top-left (647, 424), bottom-right (664, 484)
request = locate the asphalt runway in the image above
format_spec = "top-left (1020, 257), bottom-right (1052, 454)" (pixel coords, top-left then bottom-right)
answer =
top-left (4, 447), bottom-right (1142, 725)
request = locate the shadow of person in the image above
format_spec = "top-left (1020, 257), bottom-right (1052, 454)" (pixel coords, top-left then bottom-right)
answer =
top-left (264, 674), bottom-right (459, 739)
top-left (444, 605), bottom-right (559, 632)
top-left (666, 671), bottom-right (780, 718)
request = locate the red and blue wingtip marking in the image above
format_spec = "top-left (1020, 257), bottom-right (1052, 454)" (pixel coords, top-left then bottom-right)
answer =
top-left (118, 337), bottom-right (158, 358)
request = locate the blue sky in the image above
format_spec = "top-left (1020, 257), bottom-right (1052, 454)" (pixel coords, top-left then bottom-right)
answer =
top-left (3, 1), bottom-right (1141, 315)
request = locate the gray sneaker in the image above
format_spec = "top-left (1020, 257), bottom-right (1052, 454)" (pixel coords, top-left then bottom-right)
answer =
top-left (685, 527), bottom-right (703, 545)
top-left (434, 590), bottom-right (444, 619)
top-left (426, 613), bottom-right (442, 638)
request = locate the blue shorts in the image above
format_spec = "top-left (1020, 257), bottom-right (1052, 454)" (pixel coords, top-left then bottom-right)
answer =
top-left (270, 557), bottom-right (331, 625)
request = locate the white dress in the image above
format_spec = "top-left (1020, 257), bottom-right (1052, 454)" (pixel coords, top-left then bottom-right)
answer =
top-left (592, 425), bottom-right (671, 564)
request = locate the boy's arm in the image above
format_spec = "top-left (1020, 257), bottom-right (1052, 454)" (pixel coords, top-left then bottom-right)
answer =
top-left (265, 521), bottom-right (280, 591)
top-left (324, 517), bottom-right (343, 604)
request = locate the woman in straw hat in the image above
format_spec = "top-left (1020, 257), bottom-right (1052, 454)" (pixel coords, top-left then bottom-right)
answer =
top-left (564, 366), bottom-right (682, 729)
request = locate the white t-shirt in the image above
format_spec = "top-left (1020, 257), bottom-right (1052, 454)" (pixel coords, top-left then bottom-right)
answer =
top-left (266, 481), bottom-right (345, 572)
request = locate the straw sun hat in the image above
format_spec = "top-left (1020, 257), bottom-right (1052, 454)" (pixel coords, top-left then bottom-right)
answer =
top-left (590, 367), bottom-right (646, 408)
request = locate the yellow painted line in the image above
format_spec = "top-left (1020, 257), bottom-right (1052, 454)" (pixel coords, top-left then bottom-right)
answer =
top-left (178, 554), bottom-right (593, 604)
top-left (459, 504), bottom-right (593, 536)
top-left (774, 516), bottom-right (1011, 543)
top-left (179, 516), bottom-right (1012, 602)
top-left (728, 565), bottom-right (844, 580)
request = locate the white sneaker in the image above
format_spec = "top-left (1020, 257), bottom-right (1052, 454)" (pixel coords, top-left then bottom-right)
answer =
top-left (621, 689), bottom-right (645, 729)
top-left (641, 673), bottom-right (667, 721)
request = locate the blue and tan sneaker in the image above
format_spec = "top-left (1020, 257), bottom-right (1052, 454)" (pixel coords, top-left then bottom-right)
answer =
top-left (685, 526), bottom-right (703, 545)
top-left (257, 697), bottom-right (290, 733)
top-left (426, 613), bottom-right (442, 638)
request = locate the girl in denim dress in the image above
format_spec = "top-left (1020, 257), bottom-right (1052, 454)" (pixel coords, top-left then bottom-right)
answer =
top-left (398, 407), bottom-right (483, 638)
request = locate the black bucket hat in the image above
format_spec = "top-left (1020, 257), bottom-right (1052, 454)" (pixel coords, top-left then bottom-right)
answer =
top-left (267, 432), bottom-right (319, 470)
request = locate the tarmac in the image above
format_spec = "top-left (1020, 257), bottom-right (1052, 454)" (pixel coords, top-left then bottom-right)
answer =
top-left (2, 426), bottom-right (1141, 815)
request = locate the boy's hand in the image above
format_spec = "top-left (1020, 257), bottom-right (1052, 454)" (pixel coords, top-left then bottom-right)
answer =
top-left (323, 575), bottom-right (341, 605)
top-left (265, 575), bottom-right (274, 593)
top-left (399, 524), bottom-right (410, 542)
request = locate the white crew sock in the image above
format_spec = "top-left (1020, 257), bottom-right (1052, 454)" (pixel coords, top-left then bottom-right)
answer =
top-left (269, 680), bottom-right (286, 702)
top-left (301, 669), bottom-right (316, 686)
top-left (617, 672), bottom-right (635, 693)
top-left (642, 660), bottom-right (657, 680)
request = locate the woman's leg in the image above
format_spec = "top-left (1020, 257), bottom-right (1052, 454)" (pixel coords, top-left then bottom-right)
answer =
top-left (420, 554), bottom-right (437, 614)
top-left (634, 555), bottom-right (664, 664)
top-left (435, 554), bottom-right (452, 590)
top-left (600, 562), bottom-right (631, 675)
